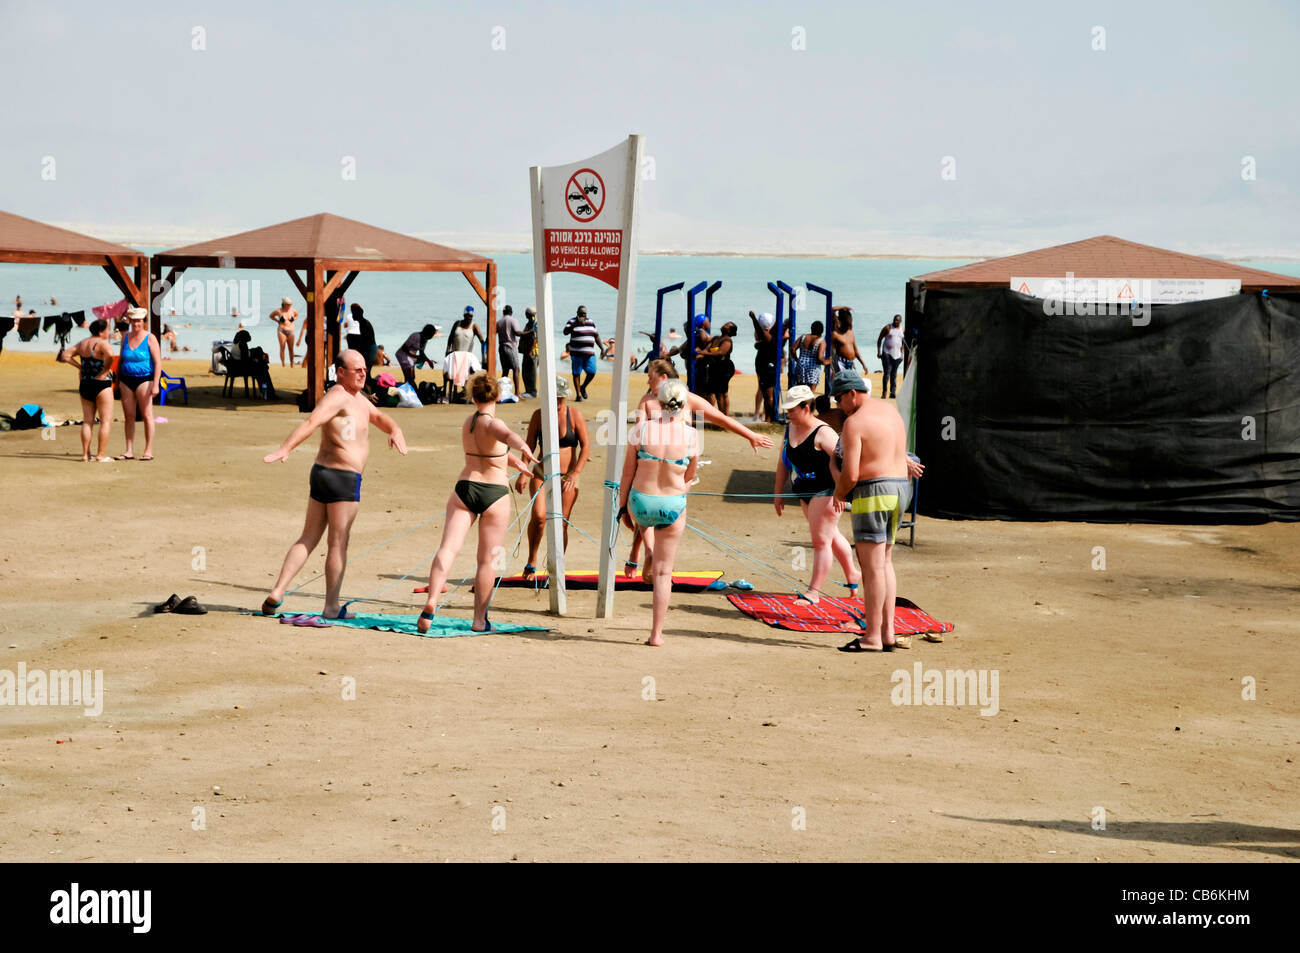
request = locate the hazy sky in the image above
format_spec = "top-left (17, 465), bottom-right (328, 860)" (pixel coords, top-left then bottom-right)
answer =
top-left (2, 0), bottom-right (1297, 257)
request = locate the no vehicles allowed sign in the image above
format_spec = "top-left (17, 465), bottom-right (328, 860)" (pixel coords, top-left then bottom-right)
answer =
top-left (540, 143), bottom-right (631, 289)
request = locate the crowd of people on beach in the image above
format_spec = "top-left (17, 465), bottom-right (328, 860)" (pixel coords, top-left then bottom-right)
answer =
top-left (20, 281), bottom-right (920, 651)
top-left (255, 314), bottom-right (922, 651)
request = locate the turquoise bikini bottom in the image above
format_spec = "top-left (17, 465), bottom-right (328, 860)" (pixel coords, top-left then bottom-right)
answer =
top-left (628, 488), bottom-right (687, 528)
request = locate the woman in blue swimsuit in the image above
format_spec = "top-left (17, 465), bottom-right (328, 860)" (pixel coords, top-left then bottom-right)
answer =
top-left (417, 373), bottom-right (539, 634)
top-left (116, 307), bottom-right (162, 460)
top-left (618, 378), bottom-right (699, 646)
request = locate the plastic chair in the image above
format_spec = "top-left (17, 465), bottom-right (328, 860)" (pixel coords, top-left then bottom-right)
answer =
top-left (898, 475), bottom-right (920, 547)
top-left (158, 371), bottom-right (188, 406)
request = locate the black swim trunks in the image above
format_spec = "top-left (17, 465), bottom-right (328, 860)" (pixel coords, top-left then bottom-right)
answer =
top-left (310, 464), bottom-right (362, 504)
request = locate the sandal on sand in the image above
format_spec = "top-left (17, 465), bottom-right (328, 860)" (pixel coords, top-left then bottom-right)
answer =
top-left (154, 593), bottom-right (181, 613)
top-left (139, 455), bottom-right (154, 461)
top-left (292, 615), bottom-right (329, 628)
top-left (279, 614), bottom-right (308, 625)
top-left (471, 613), bottom-right (496, 634)
top-left (416, 610), bottom-right (436, 633)
top-left (327, 605), bottom-right (356, 620)
top-left (730, 579), bottom-right (755, 591)
top-left (890, 634), bottom-right (911, 650)
top-left (795, 591), bottom-right (821, 606)
top-left (174, 596), bottom-right (207, 615)
top-left (260, 597), bottom-right (283, 617)
top-left (838, 638), bottom-right (888, 653)
top-left (114, 453), bottom-right (134, 461)
top-left (922, 632), bottom-right (944, 643)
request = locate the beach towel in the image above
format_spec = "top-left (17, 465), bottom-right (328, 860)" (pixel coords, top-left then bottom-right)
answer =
top-left (442, 350), bottom-right (480, 387)
top-left (726, 592), bottom-right (953, 635)
top-left (270, 610), bottom-right (547, 638)
top-left (43, 313), bottom-right (75, 345)
top-left (92, 298), bottom-right (128, 322)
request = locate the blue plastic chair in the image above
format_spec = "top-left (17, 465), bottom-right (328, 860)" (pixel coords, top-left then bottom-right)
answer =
top-left (158, 371), bottom-right (188, 406)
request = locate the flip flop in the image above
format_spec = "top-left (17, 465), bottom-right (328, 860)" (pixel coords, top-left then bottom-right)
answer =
top-left (278, 613), bottom-right (309, 624)
top-left (114, 453), bottom-right (134, 461)
top-left (795, 591), bottom-right (821, 606)
top-left (922, 632), bottom-right (945, 643)
top-left (416, 610), bottom-right (436, 634)
top-left (327, 606), bottom-right (356, 620)
top-left (292, 615), bottom-right (329, 628)
top-left (890, 634), bottom-right (911, 650)
top-left (838, 638), bottom-right (889, 653)
top-left (260, 597), bottom-right (283, 617)
top-left (154, 593), bottom-right (180, 613)
top-left (139, 455), bottom-right (154, 461)
top-left (173, 596), bottom-right (207, 615)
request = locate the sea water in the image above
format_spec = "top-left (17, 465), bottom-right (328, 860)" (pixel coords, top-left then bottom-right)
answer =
top-left (5, 251), bottom-right (1298, 377)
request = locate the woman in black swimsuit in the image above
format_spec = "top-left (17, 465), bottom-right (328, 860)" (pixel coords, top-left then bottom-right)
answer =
top-left (773, 385), bottom-right (861, 604)
top-left (57, 318), bottom-right (116, 462)
top-left (417, 373), bottom-right (539, 634)
top-left (514, 377), bottom-right (591, 581)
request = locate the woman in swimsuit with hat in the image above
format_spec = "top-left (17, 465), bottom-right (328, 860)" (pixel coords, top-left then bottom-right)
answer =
top-left (515, 377), bottom-right (591, 582)
top-left (417, 373), bottom-right (540, 634)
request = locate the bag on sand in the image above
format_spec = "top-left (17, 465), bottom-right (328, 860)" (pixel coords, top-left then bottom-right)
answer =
top-left (393, 383), bottom-right (423, 409)
top-left (13, 404), bottom-right (49, 430)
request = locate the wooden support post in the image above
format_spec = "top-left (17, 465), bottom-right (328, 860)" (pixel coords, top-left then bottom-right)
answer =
top-left (308, 262), bottom-right (325, 408)
top-left (485, 262), bottom-right (497, 379)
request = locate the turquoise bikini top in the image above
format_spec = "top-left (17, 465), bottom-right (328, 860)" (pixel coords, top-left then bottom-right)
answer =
top-left (637, 448), bottom-right (691, 467)
top-left (635, 423), bottom-right (696, 467)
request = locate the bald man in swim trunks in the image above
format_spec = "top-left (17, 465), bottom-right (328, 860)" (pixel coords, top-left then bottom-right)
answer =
top-left (831, 369), bottom-right (915, 652)
top-left (261, 349), bottom-right (407, 620)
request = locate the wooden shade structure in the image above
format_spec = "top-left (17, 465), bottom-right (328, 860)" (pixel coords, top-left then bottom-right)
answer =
top-left (0, 210), bottom-right (150, 312)
top-left (153, 213), bottom-right (497, 407)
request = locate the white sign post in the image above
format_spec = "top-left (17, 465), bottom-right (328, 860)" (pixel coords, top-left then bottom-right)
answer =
top-left (530, 135), bottom-right (644, 617)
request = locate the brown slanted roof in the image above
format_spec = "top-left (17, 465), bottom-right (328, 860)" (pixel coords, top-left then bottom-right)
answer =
top-left (154, 212), bottom-right (489, 267)
top-left (0, 209), bottom-right (144, 260)
top-left (914, 235), bottom-right (1300, 293)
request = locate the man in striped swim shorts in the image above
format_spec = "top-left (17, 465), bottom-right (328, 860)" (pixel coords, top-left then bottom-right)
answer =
top-left (831, 370), bottom-right (918, 653)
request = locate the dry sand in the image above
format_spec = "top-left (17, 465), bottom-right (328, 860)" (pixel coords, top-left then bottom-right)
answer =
top-left (0, 351), bottom-right (1296, 862)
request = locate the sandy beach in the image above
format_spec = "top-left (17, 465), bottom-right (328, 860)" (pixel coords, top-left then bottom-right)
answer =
top-left (0, 351), bottom-right (1296, 862)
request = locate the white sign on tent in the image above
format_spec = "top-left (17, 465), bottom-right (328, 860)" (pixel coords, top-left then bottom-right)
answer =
top-left (530, 135), bottom-right (644, 617)
top-left (1011, 275), bottom-right (1241, 305)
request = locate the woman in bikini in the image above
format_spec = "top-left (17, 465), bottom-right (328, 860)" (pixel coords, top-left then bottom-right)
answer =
top-left (618, 378), bottom-right (699, 646)
top-left (116, 307), bottom-right (162, 460)
top-left (623, 358), bottom-right (773, 580)
top-left (515, 377), bottom-right (591, 581)
top-left (773, 385), bottom-right (861, 604)
top-left (272, 297), bottom-right (298, 367)
top-left (417, 373), bottom-right (539, 634)
top-left (57, 318), bottom-right (116, 462)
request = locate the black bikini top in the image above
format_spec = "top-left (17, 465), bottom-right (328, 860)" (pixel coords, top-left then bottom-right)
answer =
top-left (466, 410), bottom-right (508, 458)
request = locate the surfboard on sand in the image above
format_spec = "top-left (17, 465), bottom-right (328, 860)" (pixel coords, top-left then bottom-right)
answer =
top-left (413, 570), bottom-right (724, 593)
